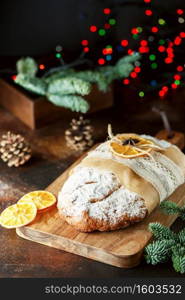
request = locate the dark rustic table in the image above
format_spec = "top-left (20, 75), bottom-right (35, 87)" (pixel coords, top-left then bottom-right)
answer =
top-left (0, 103), bottom-right (184, 278)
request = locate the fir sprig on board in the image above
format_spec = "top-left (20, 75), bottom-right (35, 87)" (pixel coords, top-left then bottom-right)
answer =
top-left (160, 200), bottom-right (185, 221)
top-left (15, 54), bottom-right (140, 113)
top-left (145, 201), bottom-right (185, 274)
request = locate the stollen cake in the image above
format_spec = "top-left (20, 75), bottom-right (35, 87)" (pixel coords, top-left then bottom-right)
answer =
top-left (57, 133), bottom-right (185, 232)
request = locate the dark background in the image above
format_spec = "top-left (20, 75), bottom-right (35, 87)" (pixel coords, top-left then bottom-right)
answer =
top-left (0, 0), bottom-right (185, 124)
top-left (0, 0), bottom-right (185, 279)
top-left (0, 0), bottom-right (184, 57)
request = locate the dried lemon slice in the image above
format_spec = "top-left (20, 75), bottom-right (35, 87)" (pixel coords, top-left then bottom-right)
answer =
top-left (0, 202), bottom-right (37, 229)
top-left (110, 134), bottom-right (154, 158)
top-left (18, 190), bottom-right (56, 212)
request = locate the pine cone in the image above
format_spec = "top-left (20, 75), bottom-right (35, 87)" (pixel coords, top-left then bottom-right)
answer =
top-left (0, 131), bottom-right (32, 167)
top-left (65, 116), bottom-right (94, 151)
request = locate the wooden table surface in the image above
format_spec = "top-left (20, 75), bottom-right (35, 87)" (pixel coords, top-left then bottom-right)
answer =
top-left (0, 102), bottom-right (184, 278)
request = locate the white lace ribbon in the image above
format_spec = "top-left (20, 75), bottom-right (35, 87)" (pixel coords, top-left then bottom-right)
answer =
top-left (87, 139), bottom-right (184, 202)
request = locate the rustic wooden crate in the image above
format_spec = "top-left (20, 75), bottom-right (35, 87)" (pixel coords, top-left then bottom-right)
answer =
top-left (0, 79), bottom-right (113, 129)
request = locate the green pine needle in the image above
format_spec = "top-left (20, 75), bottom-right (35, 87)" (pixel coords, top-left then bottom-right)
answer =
top-left (16, 57), bottom-right (38, 77)
top-left (179, 206), bottom-right (185, 221)
top-left (160, 201), bottom-right (185, 220)
top-left (74, 71), bottom-right (109, 93)
top-left (145, 200), bottom-right (185, 274)
top-left (148, 223), bottom-right (177, 241)
top-left (115, 53), bottom-right (141, 78)
top-left (160, 200), bottom-right (180, 214)
top-left (44, 69), bottom-right (75, 83)
top-left (172, 245), bottom-right (185, 257)
top-left (15, 54), bottom-right (139, 112)
top-left (178, 229), bottom-right (185, 244)
top-left (145, 240), bottom-right (175, 265)
top-left (172, 255), bottom-right (185, 274)
top-left (171, 246), bottom-right (185, 274)
top-left (15, 74), bottom-right (47, 95)
top-left (47, 77), bottom-right (91, 96)
top-left (47, 94), bottom-right (89, 113)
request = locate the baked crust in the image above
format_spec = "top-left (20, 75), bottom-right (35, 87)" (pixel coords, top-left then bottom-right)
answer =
top-left (58, 210), bottom-right (147, 232)
top-left (57, 167), bottom-right (147, 232)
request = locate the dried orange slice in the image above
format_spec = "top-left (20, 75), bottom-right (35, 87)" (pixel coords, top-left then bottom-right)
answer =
top-left (0, 202), bottom-right (37, 229)
top-left (110, 134), bottom-right (154, 158)
top-left (18, 190), bottom-right (56, 212)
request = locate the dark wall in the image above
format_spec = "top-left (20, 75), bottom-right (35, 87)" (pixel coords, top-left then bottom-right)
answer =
top-left (0, 0), bottom-right (184, 56)
top-left (0, 0), bottom-right (108, 56)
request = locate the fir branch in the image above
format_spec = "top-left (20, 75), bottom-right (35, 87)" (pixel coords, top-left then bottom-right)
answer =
top-left (171, 246), bottom-right (185, 274)
top-left (180, 207), bottom-right (185, 221)
top-left (15, 74), bottom-right (47, 95)
top-left (145, 239), bottom-right (175, 265)
top-left (99, 53), bottom-right (141, 83)
top-left (46, 94), bottom-right (89, 113)
top-left (74, 70), bottom-right (109, 93)
top-left (44, 69), bottom-right (75, 83)
top-left (178, 229), bottom-right (185, 244)
top-left (145, 200), bottom-right (185, 273)
top-left (47, 77), bottom-right (91, 96)
top-left (160, 201), bottom-right (185, 220)
top-left (15, 54), bottom-right (140, 112)
top-left (115, 56), bottom-right (138, 78)
top-left (148, 223), bottom-right (177, 241)
top-left (16, 57), bottom-right (38, 77)
top-left (160, 201), bottom-right (180, 214)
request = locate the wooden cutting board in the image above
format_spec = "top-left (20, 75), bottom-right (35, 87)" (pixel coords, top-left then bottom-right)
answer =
top-left (16, 151), bottom-right (185, 268)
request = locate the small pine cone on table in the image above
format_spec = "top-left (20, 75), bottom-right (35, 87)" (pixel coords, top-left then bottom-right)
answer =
top-left (0, 131), bottom-right (32, 167)
top-left (65, 116), bottom-right (94, 151)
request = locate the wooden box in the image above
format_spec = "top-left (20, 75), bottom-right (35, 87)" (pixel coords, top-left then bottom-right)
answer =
top-left (0, 79), bottom-right (113, 129)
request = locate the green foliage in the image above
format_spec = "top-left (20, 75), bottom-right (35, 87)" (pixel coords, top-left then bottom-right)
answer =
top-left (48, 77), bottom-right (91, 96)
top-left (115, 54), bottom-right (140, 78)
top-left (146, 241), bottom-right (185, 274)
top-left (16, 57), bottom-right (38, 77)
top-left (171, 246), bottom-right (185, 274)
top-left (47, 94), bottom-right (89, 113)
top-left (160, 200), bottom-right (185, 220)
top-left (145, 239), bottom-right (175, 265)
top-left (15, 54), bottom-right (140, 113)
top-left (148, 223), bottom-right (177, 241)
top-left (44, 69), bottom-right (75, 83)
top-left (46, 77), bottom-right (91, 112)
top-left (145, 200), bottom-right (185, 274)
top-left (74, 70), bottom-right (108, 93)
top-left (15, 74), bottom-right (47, 95)
top-left (97, 53), bottom-right (141, 87)
top-left (180, 208), bottom-right (185, 221)
top-left (178, 228), bottom-right (185, 244)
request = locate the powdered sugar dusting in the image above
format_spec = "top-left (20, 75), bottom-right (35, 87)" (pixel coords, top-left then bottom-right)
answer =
top-left (58, 167), bottom-right (146, 224)
top-left (89, 187), bottom-right (146, 223)
top-left (61, 167), bottom-right (119, 195)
